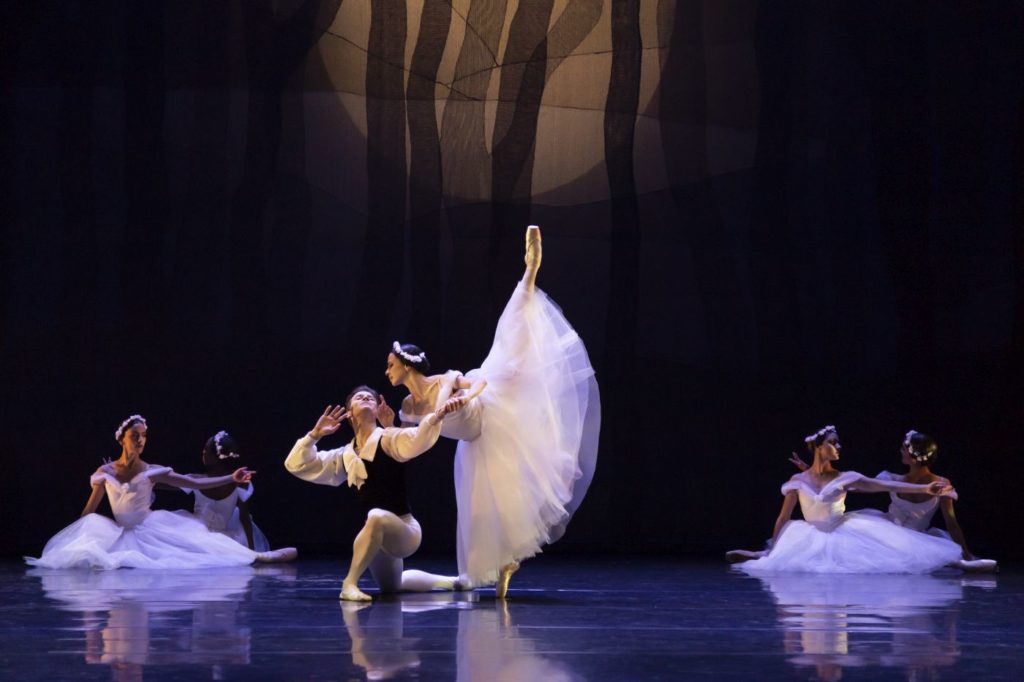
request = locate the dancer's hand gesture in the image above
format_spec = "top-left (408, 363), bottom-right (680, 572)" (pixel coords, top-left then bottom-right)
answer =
top-left (377, 397), bottom-right (396, 428)
top-left (788, 452), bottom-right (809, 471)
top-left (310, 405), bottom-right (349, 440)
top-left (434, 395), bottom-right (466, 420)
top-left (231, 467), bottom-right (256, 483)
top-left (925, 480), bottom-right (953, 496)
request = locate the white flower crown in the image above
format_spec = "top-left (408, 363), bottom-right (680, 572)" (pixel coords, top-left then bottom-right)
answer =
top-left (904, 430), bottom-right (934, 463)
top-left (214, 430), bottom-right (240, 460)
top-left (114, 415), bottom-right (147, 442)
top-left (805, 424), bottom-right (837, 445)
top-left (392, 341), bottom-right (426, 365)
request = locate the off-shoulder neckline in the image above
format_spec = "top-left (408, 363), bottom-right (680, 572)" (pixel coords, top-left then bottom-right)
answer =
top-left (95, 464), bottom-right (170, 485)
top-left (784, 470), bottom-right (862, 497)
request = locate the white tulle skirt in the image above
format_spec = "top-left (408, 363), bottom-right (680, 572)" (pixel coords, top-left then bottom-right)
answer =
top-left (25, 511), bottom-right (259, 570)
top-left (739, 511), bottom-right (963, 574)
top-left (455, 282), bottom-right (600, 586)
top-left (183, 509), bottom-right (270, 553)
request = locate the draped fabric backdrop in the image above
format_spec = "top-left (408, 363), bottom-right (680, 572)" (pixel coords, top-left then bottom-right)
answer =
top-left (2, 1), bottom-right (1022, 558)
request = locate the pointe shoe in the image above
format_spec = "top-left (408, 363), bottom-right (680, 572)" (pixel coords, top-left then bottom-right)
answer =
top-left (495, 560), bottom-right (520, 600)
top-left (255, 547), bottom-right (298, 563)
top-left (523, 225), bottom-right (542, 290)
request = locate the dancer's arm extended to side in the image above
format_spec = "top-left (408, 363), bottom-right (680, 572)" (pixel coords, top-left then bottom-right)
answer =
top-left (383, 402), bottom-right (460, 462)
top-left (849, 476), bottom-right (951, 496)
top-left (152, 469), bottom-right (254, 490)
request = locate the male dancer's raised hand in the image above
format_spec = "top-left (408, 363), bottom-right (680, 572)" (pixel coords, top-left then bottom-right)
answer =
top-left (309, 405), bottom-right (349, 440)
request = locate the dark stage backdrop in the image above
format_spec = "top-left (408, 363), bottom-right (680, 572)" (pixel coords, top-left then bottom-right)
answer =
top-left (2, 1), bottom-right (1022, 560)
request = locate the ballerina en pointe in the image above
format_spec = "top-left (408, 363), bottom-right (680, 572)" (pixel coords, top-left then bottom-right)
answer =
top-left (495, 560), bottom-right (520, 599)
top-left (523, 225), bottom-right (542, 291)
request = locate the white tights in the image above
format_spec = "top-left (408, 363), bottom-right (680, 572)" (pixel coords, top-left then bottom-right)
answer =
top-left (344, 509), bottom-right (457, 593)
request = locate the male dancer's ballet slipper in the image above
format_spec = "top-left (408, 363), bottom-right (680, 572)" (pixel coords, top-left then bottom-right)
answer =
top-left (340, 582), bottom-right (373, 602)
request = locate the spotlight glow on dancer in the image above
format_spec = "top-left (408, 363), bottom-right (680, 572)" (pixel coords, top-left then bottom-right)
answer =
top-left (384, 225), bottom-right (600, 597)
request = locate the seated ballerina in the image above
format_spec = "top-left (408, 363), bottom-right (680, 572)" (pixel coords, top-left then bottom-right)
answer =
top-left (788, 429), bottom-right (997, 572)
top-left (180, 430), bottom-right (296, 559)
top-left (284, 387), bottom-right (466, 601)
top-left (26, 415), bottom-right (296, 570)
top-left (729, 425), bottom-right (963, 573)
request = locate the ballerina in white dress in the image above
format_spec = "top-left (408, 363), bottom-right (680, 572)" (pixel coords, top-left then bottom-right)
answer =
top-left (26, 415), bottom-right (294, 570)
top-left (733, 426), bottom-right (962, 573)
top-left (788, 429), bottom-right (997, 572)
top-left (383, 225), bottom-right (601, 597)
top-left (181, 430), bottom-right (271, 552)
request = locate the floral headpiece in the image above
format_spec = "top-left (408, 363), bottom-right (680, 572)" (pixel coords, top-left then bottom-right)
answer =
top-left (903, 430), bottom-right (935, 463)
top-left (805, 424), bottom-right (838, 446)
top-left (213, 430), bottom-right (240, 460)
top-left (114, 415), bottom-right (147, 442)
top-left (392, 341), bottom-right (426, 365)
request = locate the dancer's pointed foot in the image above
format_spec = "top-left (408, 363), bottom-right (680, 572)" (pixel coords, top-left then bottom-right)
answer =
top-left (954, 558), bottom-right (999, 573)
top-left (725, 549), bottom-right (766, 564)
top-left (495, 560), bottom-right (520, 600)
top-left (340, 582), bottom-right (373, 601)
top-left (523, 225), bottom-right (542, 291)
top-left (255, 547), bottom-right (298, 563)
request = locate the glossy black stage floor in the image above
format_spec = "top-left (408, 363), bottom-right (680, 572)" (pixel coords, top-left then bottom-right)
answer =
top-left (4, 557), bottom-right (1022, 681)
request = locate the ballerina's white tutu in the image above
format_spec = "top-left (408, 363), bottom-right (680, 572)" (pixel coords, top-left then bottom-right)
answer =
top-left (182, 483), bottom-right (270, 552)
top-left (400, 282), bottom-right (600, 586)
top-left (26, 466), bottom-right (259, 570)
top-left (739, 472), bottom-right (963, 574)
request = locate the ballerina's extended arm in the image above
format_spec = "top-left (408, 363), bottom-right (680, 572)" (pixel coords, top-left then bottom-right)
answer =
top-left (151, 468), bottom-right (255, 490)
top-left (849, 476), bottom-right (951, 496)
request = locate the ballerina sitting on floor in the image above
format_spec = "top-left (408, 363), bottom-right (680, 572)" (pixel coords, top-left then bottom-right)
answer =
top-left (26, 415), bottom-right (295, 570)
top-left (786, 429), bottom-right (997, 572)
top-left (728, 425), bottom-right (962, 573)
top-left (180, 430), bottom-right (295, 559)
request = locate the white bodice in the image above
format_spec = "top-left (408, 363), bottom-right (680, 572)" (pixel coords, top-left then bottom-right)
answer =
top-left (90, 466), bottom-right (172, 528)
top-left (876, 471), bottom-right (957, 531)
top-left (398, 370), bottom-right (483, 441)
top-left (185, 484), bottom-right (253, 532)
top-left (781, 472), bottom-right (865, 528)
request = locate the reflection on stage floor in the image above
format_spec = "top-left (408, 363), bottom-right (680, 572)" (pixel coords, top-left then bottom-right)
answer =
top-left (3, 558), bottom-right (1021, 680)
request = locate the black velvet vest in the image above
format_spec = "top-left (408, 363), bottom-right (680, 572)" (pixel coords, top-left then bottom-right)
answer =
top-left (354, 444), bottom-right (411, 517)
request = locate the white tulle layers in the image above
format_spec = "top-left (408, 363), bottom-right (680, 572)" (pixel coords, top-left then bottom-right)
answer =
top-left (25, 511), bottom-right (258, 570)
top-left (739, 511), bottom-right (962, 574)
top-left (455, 282), bottom-right (600, 586)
